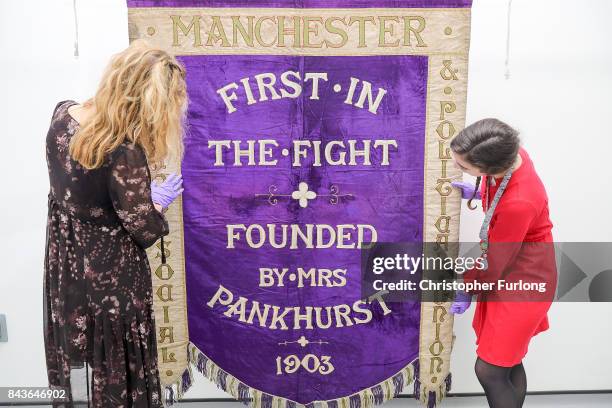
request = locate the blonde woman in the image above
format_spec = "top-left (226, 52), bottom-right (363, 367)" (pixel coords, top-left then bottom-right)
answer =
top-left (43, 40), bottom-right (187, 407)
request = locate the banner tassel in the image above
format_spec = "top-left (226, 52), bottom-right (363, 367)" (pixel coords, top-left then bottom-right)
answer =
top-left (261, 393), bottom-right (273, 408)
top-left (217, 370), bottom-right (228, 391)
top-left (371, 385), bottom-right (384, 405)
top-left (392, 372), bottom-right (404, 397)
top-left (196, 350), bottom-right (207, 373)
top-left (165, 384), bottom-right (175, 406)
top-left (427, 391), bottom-right (436, 408)
top-left (238, 382), bottom-right (251, 404)
top-left (181, 366), bottom-right (192, 393)
top-left (160, 345), bottom-right (196, 407)
top-left (411, 371), bottom-right (452, 408)
top-left (183, 343), bottom-right (432, 408)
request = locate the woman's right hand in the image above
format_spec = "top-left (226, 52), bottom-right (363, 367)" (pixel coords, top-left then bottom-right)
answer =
top-left (151, 173), bottom-right (184, 210)
top-left (449, 290), bottom-right (472, 315)
top-left (451, 181), bottom-right (481, 200)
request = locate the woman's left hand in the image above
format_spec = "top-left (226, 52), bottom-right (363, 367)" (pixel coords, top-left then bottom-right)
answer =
top-left (151, 173), bottom-right (183, 210)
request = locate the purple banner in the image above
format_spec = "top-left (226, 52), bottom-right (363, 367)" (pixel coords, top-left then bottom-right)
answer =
top-left (127, 1), bottom-right (474, 405)
top-left (182, 54), bottom-right (426, 403)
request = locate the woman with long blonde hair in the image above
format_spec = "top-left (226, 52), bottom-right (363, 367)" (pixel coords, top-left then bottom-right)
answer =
top-left (43, 39), bottom-right (188, 407)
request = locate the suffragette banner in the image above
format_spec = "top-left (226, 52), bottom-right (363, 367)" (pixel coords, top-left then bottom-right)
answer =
top-left (128, 1), bottom-right (472, 407)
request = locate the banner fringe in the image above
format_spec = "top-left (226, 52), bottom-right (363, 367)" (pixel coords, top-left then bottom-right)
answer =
top-left (161, 355), bottom-right (195, 407)
top-left (159, 341), bottom-right (452, 408)
top-left (412, 369), bottom-right (453, 408)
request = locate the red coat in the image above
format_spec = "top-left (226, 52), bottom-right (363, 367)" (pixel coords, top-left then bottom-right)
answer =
top-left (462, 147), bottom-right (557, 366)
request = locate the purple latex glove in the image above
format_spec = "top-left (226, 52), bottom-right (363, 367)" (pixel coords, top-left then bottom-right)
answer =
top-left (151, 173), bottom-right (183, 210)
top-left (451, 181), bottom-right (481, 200)
top-left (449, 290), bottom-right (472, 315)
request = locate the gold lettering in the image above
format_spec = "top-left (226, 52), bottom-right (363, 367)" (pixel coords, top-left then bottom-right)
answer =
top-left (161, 347), bottom-right (177, 363)
top-left (303, 17), bottom-right (324, 48)
top-left (436, 234), bottom-right (449, 248)
top-left (159, 326), bottom-right (174, 344)
top-left (206, 16), bottom-right (231, 47)
top-left (277, 16), bottom-right (300, 47)
top-left (255, 16), bottom-right (277, 47)
top-left (439, 141), bottom-right (451, 160)
top-left (436, 178), bottom-right (453, 196)
top-left (433, 305), bottom-right (447, 323)
top-left (156, 284), bottom-right (174, 302)
top-left (231, 16), bottom-right (254, 47)
top-left (441, 60), bottom-right (459, 80)
top-left (435, 215), bottom-right (451, 233)
top-left (348, 16), bottom-right (375, 48)
top-left (162, 305), bottom-right (170, 323)
top-left (155, 263), bottom-right (174, 280)
top-left (429, 340), bottom-right (444, 356)
top-left (378, 16), bottom-right (400, 47)
top-left (429, 356), bottom-right (444, 376)
top-left (439, 101), bottom-right (456, 120)
top-left (324, 17), bottom-right (348, 48)
top-left (436, 120), bottom-right (456, 140)
top-left (403, 16), bottom-right (427, 47)
top-left (171, 15), bottom-right (202, 47)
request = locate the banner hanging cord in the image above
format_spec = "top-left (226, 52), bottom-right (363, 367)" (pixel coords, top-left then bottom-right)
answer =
top-left (161, 236), bottom-right (167, 264)
top-left (73, 0), bottom-right (79, 58)
top-left (505, 0), bottom-right (513, 79)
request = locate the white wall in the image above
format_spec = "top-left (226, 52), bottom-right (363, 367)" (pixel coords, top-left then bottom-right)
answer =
top-left (453, 0), bottom-right (612, 393)
top-left (0, 0), bottom-right (610, 399)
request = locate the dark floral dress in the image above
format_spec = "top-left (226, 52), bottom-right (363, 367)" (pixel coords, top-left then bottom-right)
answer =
top-left (44, 100), bottom-right (169, 407)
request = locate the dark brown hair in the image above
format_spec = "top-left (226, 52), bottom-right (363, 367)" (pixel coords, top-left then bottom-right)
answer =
top-left (450, 118), bottom-right (521, 209)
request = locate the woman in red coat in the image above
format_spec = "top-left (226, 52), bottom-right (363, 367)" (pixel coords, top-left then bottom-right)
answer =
top-left (448, 118), bottom-right (557, 408)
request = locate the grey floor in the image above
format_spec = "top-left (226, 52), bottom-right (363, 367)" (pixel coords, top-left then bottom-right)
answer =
top-left (4, 393), bottom-right (612, 407)
top-left (177, 394), bottom-right (612, 407)
top-left (185, 394), bottom-right (609, 407)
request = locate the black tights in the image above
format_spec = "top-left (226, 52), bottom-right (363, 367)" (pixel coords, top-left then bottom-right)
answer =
top-left (475, 357), bottom-right (527, 408)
